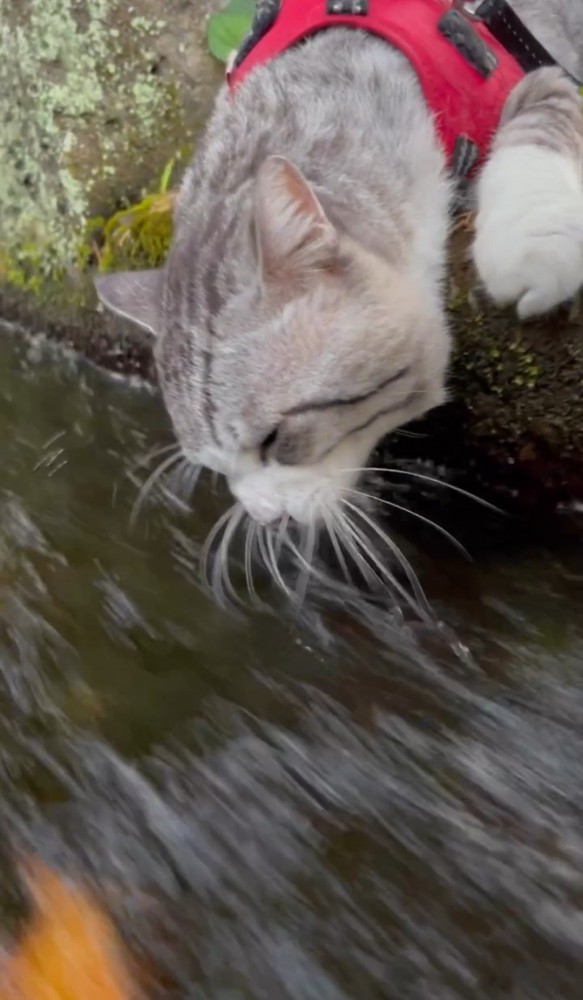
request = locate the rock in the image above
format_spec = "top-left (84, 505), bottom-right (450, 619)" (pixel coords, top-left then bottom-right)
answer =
top-left (0, 0), bottom-right (224, 373)
top-left (386, 227), bottom-right (583, 509)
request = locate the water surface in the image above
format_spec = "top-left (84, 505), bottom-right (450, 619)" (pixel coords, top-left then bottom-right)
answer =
top-left (1, 326), bottom-right (583, 999)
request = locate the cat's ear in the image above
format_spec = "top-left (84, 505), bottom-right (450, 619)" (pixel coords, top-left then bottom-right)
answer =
top-left (255, 156), bottom-right (338, 282)
top-left (93, 269), bottom-right (162, 335)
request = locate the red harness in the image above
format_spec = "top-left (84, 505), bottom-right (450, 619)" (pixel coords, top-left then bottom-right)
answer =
top-left (227, 0), bottom-right (525, 172)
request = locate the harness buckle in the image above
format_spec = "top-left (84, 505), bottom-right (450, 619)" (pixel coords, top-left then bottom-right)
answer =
top-left (326, 0), bottom-right (368, 14)
top-left (439, 8), bottom-right (498, 78)
top-left (453, 1), bottom-right (484, 19)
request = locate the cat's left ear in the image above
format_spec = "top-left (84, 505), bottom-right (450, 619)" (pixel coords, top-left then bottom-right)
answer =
top-left (93, 269), bottom-right (162, 335)
top-left (255, 156), bottom-right (339, 283)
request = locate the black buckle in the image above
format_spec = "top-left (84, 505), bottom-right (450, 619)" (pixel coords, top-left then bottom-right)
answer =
top-left (451, 136), bottom-right (480, 180)
top-left (439, 9), bottom-right (498, 78)
top-left (326, 0), bottom-right (368, 14)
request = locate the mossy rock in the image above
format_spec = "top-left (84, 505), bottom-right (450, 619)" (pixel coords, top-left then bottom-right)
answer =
top-left (386, 225), bottom-right (583, 507)
top-left (0, 0), bottom-right (224, 323)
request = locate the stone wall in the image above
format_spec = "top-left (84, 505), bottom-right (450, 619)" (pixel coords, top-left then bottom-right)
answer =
top-left (0, 0), bottom-right (223, 373)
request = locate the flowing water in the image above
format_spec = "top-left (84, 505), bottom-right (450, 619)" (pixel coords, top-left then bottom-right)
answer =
top-left (1, 324), bottom-right (583, 999)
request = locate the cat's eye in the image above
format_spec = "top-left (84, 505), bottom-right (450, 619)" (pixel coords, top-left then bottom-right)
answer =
top-left (259, 427), bottom-right (279, 462)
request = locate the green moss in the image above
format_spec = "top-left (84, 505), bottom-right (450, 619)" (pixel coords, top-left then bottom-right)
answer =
top-left (452, 307), bottom-right (544, 397)
top-left (448, 229), bottom-right (583, 457)
top-left (0, 250), bottom-right (48, 295)
top-left (96, 190), bottom-right (175, 272)
top-left (73, 153), bottom-right (180, 274)
top-left (447, 286), bottom-right (469, 314)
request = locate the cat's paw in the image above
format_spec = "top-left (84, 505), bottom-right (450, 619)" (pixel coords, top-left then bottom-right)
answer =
top-left (472, 145), bottom-right (583, 320)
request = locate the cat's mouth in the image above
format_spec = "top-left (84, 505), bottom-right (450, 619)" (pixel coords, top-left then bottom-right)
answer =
top-left (199, 471), bottom-right (431, 614)
top-left (228, 467), bottom-right (352, 527)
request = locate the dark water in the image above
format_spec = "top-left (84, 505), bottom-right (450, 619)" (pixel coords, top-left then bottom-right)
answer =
top-left (1, 326), bottom-right (583, 998)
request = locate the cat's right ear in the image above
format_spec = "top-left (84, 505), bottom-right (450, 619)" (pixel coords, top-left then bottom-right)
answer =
top-left (93, 269), bottom-right (162, 335)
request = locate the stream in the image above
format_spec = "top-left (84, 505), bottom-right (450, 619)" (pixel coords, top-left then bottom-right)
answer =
top-left (1, 325), bottom-right (583, 998)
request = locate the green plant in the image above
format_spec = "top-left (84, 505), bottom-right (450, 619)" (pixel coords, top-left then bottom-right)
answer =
top-left (207, 0), bottom-right (255, 64)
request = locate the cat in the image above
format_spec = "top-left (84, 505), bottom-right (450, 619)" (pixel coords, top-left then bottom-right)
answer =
top-left (95, 0), bottom-right (583, 544)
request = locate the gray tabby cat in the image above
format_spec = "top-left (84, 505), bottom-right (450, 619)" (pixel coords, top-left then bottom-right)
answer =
top-left (96, 0), bottom-right (583, 532)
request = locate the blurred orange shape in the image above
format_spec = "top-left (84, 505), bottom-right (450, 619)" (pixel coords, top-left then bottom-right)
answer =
top-left (0, 860), bottom-right (133, 1000)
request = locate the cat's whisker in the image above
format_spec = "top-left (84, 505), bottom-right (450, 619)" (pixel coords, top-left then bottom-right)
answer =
top-left (130, 450), bottom-right (185, 528)
top-left (284, 538), bottom-right (320, 601)
top-left (342, 496), bottom-right (430, 614)
top-left (185, 463), bottom-right (204, 508)
top-left (251, 524), bottom-right (283, 609)
top-left (342, 491), bottom-right (427, 603)
top-left (174, 461), bottom-right (192, 503)
top-left (255, 522), bottom-right (268, 563)
top-left (282, 526), bottom-right (333, 599)
top-left (211, 529), bottom-right (228, 607)
top-left (337, 505), bottom-right (395, 593)
top-left (122, 442), bottom-right (178, 514)
top-left (187, 464), bottom-right (204, 504)
top-left (335, 513), bottom-right (368, 587)
top-left (265, 525), bottom-right (292, 597)
top-left (256, 526), bottom-right (274, 590)
top-left (340, 500), bottom-right (424, 614)
top-left (200, 503), bottom-right (239, 594)
top-left (172, 458), bottom-right (202, 505)
top-left (334, 466), bottom-right (503, 514)
top-left (344, 486), bottom-right (470, 560)
top-left (274, 514), bottom-right (290, 562)
top-left (211, 503), bottom-right (245, 607)
top-left (212, 508), bottom-right (241, 606)
top-left (244, 520), bottom-right (263, 607)
top-left (130, 442), bottom-right (180, 476)
top-left (293, 519), bottom-right (317, 606)
top-left (393, 429), bottom-right (427, 439)
top-left (342, 500), bottom-right (430, 619)
top-left (162, 457), bottom-right (192, 509)
top-left (323, 508), bottom-right (353, 586)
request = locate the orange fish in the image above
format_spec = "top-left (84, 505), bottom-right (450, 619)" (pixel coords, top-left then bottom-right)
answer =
top-left (0, 861), bottom-right (133, 1000)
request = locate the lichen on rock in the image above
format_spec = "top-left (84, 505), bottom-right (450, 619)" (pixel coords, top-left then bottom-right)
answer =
top-left (0, 0), bottom-right (223, 296)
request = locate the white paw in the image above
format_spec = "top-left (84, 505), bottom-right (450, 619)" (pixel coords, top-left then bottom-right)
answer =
top-left (472, 145), bottom-right (583, 320)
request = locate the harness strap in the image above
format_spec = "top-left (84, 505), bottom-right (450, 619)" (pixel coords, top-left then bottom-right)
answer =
top-left (228, 0), bottom-right (579, 183)
top-left (469, 0), bottom-right (583, 85)
top-left (235, 1), bottom-right (582, 87)
top-left (233, 0), bottom-right (281, 73)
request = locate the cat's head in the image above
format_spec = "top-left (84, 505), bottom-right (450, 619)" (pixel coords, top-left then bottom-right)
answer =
top-left (95, 156), bottom-right (450, 526)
